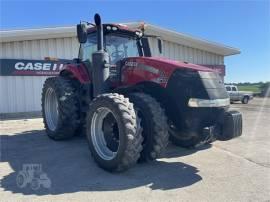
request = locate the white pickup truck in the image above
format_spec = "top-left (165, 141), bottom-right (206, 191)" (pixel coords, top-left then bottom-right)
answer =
top-left (225, 85), bottom-right (253, 104)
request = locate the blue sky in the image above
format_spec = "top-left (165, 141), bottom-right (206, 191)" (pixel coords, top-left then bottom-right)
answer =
top-left (1, 0), bottom-right (269, 83)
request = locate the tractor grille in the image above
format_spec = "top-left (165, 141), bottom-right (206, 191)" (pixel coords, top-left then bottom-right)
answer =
top-left (166, 69), bottom-right (228, 131)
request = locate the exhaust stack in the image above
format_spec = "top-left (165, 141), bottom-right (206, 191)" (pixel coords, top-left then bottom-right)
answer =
top-left (94, 14), bottom-right (104, 51)
top-left (92, 13), bottom-right (110, 97)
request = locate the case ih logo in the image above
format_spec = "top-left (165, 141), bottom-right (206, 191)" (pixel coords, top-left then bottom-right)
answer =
top-left (15, 62), bottom-right (64, 71)
top-left (0, 59), bottom-right (72, 76)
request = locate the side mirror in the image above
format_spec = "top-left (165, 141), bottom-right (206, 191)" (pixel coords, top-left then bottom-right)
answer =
top-left (77, 24), bottom-right (87, 43)
top-left (157, 38), bottom-right (162, 54)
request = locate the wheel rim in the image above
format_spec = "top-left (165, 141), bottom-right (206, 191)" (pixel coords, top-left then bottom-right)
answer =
top-left (44, 88), bottom-right (59, 131)
top-left (91, 107), bottom-right (120, 160)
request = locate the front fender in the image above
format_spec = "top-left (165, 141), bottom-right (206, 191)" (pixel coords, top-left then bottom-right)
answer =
top-left (60, 63), bottom-right (90, 84)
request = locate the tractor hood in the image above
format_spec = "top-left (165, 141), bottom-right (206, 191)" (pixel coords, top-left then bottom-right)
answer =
top-left (123, 56), bottom-right (215, 75)
top-left (147, 57), bottom-right (214, 72)
top-left (121, 56), bottom-right (220, 88)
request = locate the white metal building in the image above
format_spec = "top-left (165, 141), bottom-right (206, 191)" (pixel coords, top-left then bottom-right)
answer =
top-left (0, 23), bottom-right (240, 113)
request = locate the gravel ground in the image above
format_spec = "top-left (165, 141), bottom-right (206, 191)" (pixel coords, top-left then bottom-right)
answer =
top-left (0, 98), bottom-right (270, 202)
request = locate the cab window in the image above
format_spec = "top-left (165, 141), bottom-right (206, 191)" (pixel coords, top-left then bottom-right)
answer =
top-left (79, 33), bottom-right (139, 64)
top-left (226, 86), bottom-right (231, 91)
top-left (79, 33), bottom-right (97, 62)
top-left (232, 87), bottom-right (237, 91)
top-left (105, 33), bottom-right (139, 64)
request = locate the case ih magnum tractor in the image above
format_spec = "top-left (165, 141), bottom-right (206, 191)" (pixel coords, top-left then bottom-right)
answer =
top-left (42, 14), bottom-right (242, 172)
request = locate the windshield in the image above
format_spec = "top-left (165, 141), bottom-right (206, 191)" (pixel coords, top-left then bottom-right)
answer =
top-left (105, 33), bottom-right (139, 63)
top-left (81, 33), bottom-right (140, 64)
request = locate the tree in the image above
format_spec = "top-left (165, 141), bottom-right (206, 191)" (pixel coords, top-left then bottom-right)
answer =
top-left (260, 82), bottom-right (270, 97)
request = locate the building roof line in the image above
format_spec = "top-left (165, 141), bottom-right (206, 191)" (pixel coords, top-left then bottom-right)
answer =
top-left (0, 23), bottom-right (240, 56)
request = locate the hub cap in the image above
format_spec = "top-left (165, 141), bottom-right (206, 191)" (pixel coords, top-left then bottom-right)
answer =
top-left (91, 107), bottom-right (120, 160)
top-left (44, 88), bottom-right (59, 131)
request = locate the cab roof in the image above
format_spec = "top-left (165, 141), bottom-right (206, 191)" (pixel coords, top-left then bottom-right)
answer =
top-left (87, 23), bottom-right (140, 35)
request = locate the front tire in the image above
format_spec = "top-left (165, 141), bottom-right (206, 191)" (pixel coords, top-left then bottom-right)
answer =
top-left (41, 77), bottom-right (80, 140)
top-left (169, 119), bottom-right (211, 148)
top-left (86, 93), bottom-right (143, 172)
top-left (31, 178), bottom-right (40, 190)
top-left (169, 126), bottom-right (202, 148)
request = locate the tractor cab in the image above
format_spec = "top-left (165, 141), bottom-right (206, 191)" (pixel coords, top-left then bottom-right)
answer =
top-left (78, 23), bottom-right (150, 66)
top-left (76, 21), bottom-right (152, 92)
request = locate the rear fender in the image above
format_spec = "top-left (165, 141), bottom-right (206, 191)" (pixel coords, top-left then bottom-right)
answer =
top-left (60, 63), bottom-right (90, 84)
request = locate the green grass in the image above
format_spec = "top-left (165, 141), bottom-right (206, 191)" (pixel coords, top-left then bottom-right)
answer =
top-left (237, 85), bottom-right (261, 93)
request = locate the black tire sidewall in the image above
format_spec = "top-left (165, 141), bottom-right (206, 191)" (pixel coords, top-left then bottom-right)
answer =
top-left (128, 95), bottom-right (155, 159)
top-left (169, 119), bottom-right (202, 148)
top-left (42, 79), bottom-right (61, 135)
top-left (128, 93), bottom-right (169, 161)
top-left (41, 77), bottom-right (80, 140)
top-left (169, 127), bottom-right (199, 148)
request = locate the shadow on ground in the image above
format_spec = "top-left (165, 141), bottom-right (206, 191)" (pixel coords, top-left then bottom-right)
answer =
top-left (1, 129), bottom-right (208, 195)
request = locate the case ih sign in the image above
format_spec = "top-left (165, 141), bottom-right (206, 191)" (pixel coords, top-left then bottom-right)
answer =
top-left (0, 59), bottom-right (71, 76)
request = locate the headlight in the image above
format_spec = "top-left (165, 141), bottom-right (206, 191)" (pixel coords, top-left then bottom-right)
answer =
top-left (188, 98), bottom-right (230, 107)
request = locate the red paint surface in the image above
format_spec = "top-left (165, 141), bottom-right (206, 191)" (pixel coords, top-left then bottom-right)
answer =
top-left (62, 57), bottom-right (218, 88)
top-left (60, 63), bottom-right (90, 83)
top-left (122, 57), bottom-right (214, 87)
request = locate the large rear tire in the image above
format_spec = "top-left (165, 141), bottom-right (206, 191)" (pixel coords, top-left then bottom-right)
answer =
top-left (41, 77), bottom-right (80, 140)
top-left (86, 93), bottom-right (143, 172)
top-left (128, 93), bottom-right (169, 161)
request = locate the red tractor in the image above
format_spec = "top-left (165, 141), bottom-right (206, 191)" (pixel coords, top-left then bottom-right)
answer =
top-left (42, 14), bottom-right (242, 172)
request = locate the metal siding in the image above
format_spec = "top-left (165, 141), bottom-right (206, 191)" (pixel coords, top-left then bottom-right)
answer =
top-left (178, 45), bottom-right (184, 61)
top-left (151, 39), bottom-right (224, 65)
top-left (0, 37), bottom-right (79, 113)
top-left (148, 37), bottom-right (158, 56)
